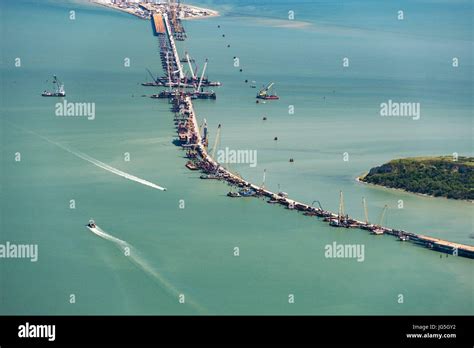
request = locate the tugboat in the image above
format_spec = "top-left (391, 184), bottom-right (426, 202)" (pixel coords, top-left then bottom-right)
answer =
top-left (238, 188), bottom-right (256, 197)
top-left (200, 174), bottom-right (221, 180)
top-left (256, 82), bottom-right (279, 100)
top-left (371, 227), bottom-right (385, 235)
top-left (41, 75), bottom-right (66, 97)
top-left (185, 161), bottom-right (198, 170)
top-left (398, 234), bottom-right (409, 241)
top-left (86, 219), bottom-right (97, 229)
top-left (267, 197), bottom-right (280, 204)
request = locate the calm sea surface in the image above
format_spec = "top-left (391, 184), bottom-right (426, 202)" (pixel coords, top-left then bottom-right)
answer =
top-left (1, 0), bottom-right (472, 314)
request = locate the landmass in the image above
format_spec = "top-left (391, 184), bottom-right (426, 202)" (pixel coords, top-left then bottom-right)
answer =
top-left (93, 0), bottom-right (219, 20)
top-left (359, 156), bottom-right (474, 200)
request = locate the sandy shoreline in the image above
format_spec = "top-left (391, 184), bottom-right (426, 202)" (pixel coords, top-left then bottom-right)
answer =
top-left (181, 4), bottom-right (219, 20)
top-left (91, 1), bottom-right (219, 20)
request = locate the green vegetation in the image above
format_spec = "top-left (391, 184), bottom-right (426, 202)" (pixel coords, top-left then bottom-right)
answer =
top-left (361, 156), bottom-right (474, 200)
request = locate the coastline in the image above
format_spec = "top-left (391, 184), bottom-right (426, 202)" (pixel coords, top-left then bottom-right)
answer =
top-left (181, 4), bottom-right (219, 20)
top-left (356, 174), bottom-right (474, 203)
top-left (92, 1), bottom-right (140, 18)
top-left (91, 1), bottom-right (219, 20)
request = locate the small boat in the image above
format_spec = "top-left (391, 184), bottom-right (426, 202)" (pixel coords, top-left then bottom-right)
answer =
top-left (192, 90), bottom-right (217, 100)
top-left (267, 198), bottom-right (279, 204)
top-left (398, 235), bottom-right (409, 241)
top-left (239, 188), bottom-right (256, 197)
top-left (371, 228), bottom-right (384, 235)
top-left (200, 174), bottom-right (221, 180)
top-left (41, 75), bottom-right (66, 97)
top-left (86, 219), bottom-right (97, 229)
top-left (185, 161), bottom-right (198, 170)
top-left (227, 191), bottom-right (241, 197)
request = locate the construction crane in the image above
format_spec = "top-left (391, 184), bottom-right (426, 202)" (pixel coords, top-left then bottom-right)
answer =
top-left (362, 197), bottom-right (369, 224)
top-left (256, 82), bottom-right (279, 100)
top-left (371, 205), bottom-right (388, 235)
top-left (200, 118), bottom-right (208, 147)
top-left (378, 205), bottom-right (388, 226)
top-left (196, 59), bottom-right (208, 92)
top-left (257, 82), bottom-right (274, 98)
top-left (211, 124), bottom-right (221, 160)
top-left (185, 52), bottom-right (196, 81)
top-left (329, 191), bottom-right (348, 227)
top-left (146, 68), bottom-right (159, 84)
top-left (338, 190), bottom-right (345, 222)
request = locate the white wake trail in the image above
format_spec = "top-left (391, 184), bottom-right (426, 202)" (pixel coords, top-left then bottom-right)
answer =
top-left (88, 225), bottom-right (205, 313)
top-left (10, 124), bottom-right (166, 191)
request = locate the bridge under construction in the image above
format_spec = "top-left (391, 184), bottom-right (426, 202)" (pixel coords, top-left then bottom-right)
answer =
top-left (147, 8), bottom-right (474, 260)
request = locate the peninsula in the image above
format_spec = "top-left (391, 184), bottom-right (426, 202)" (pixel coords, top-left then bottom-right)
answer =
top-left (93, 0), bottom-right (219, 20)
top-left (360, 156), bottom-right (474, 201)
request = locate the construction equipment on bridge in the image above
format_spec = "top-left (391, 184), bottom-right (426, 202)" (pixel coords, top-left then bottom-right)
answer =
top-left (371, 205), bottom-right (388, 235)
top-left (211, 124), bottom-right (221, 161)
top-left (168, 0), bottom-right (186, 41)
top-left (362, 197), bottom-right (369, 224)
top-left (200, 118), bottom-right (209, 147)
top-left (186, 52), bottom-right (197, 81)
top-left (329, 191), bottom-right (352, 227)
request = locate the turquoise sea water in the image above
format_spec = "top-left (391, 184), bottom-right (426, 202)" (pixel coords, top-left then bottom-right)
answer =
top-left (0, 0), bottom-right (472, 314)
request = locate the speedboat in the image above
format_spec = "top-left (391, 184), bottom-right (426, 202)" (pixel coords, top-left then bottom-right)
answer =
top-left (87, 219), bottom-right (96, 229)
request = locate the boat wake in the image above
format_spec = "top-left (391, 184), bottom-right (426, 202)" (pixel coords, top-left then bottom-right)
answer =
top-left (59, 144), bottom-right (167, 191)
top-left (10, 124), bottom-right (166, 191)
top-left (88, 224), bottom-right (205, 313)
